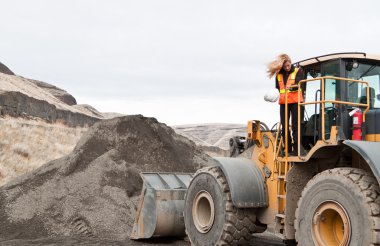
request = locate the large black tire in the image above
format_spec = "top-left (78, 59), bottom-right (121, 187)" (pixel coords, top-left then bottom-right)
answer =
top-left (229, 138), bottom-right (239, 157)
top-left (184, 166), bottom-right (265, 246)
top-left (295, 168), bottom-right (380, 246)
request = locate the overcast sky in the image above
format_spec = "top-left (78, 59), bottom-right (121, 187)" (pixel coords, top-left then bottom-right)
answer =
top-left (1, 0), bottom-right (379, 125)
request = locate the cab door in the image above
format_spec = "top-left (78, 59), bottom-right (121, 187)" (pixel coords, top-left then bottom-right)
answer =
top-left (321, 59), bottom-right (342, 140)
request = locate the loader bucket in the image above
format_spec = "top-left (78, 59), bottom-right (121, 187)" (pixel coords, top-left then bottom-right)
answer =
top-left (130, 172), bottom-right (194, 239)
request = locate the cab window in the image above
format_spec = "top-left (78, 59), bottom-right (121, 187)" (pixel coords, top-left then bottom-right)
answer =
top-left (346, 62), bottom-right (380, 109)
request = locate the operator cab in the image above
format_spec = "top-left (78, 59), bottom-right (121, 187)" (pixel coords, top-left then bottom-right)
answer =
top-left (296, 52), bottom-right (380, 151)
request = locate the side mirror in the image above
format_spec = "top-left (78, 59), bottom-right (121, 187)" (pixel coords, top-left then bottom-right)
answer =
top-left (377, 94), bottom-right (380, 100)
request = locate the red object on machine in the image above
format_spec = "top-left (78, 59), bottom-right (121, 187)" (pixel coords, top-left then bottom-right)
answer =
top-left (352, 109), bottom-right (363, 140)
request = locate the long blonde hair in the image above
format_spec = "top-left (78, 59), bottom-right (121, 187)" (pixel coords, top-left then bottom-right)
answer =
top-left (267, 54), bottom-right (291, 78)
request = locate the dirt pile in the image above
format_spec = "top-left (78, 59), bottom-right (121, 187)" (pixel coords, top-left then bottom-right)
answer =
top-left (0, 115), bottom-right (214, 242)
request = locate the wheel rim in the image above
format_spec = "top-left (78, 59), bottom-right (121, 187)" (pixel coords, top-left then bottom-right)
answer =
top-left (312, 201), bottom-right (351, 246)
top-left (192, 190), bottom-right (215, 233)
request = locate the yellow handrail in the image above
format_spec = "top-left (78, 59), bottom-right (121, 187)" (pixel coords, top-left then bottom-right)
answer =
top-left (285, 76), bottom-right (370, 159)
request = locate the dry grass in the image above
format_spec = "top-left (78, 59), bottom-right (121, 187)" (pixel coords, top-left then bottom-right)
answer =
top-left (0, 117), bottom-right (87, 186)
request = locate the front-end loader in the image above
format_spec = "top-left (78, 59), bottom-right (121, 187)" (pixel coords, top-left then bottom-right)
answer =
top-left (132, 52), bottom-right (380, 245)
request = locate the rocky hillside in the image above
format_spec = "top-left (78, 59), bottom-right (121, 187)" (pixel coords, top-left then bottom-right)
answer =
top-left (173, 123), bottom-right (246, 150)
top-left (0, 62), bottom-right (14, 75)
top-left (0, 117), bottom-right (87, 187)
top-left (0, 65), bottom-right (103, 127)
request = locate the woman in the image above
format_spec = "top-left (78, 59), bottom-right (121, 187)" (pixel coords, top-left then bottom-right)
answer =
top-left (267, 54), bottom-right (303, 155)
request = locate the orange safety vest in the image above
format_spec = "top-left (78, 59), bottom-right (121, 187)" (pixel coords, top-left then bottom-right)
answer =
top-left (277, 67), bottom-right (303, 104)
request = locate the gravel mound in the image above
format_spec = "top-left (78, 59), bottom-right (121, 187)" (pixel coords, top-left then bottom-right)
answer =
top-left (0, 115), bottom-right (214, 242)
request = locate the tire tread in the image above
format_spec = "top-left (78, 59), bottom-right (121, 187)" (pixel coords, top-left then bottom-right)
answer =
top-left (295, 168), bottom-right (380, 245)
top-left (187, 166), bottom-right (265, 245)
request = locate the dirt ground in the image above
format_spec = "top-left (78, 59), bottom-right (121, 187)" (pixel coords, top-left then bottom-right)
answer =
top-left (0, 232), bottom-right (286, 245)
top-left (0, 237), bottom-right (189, 246)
